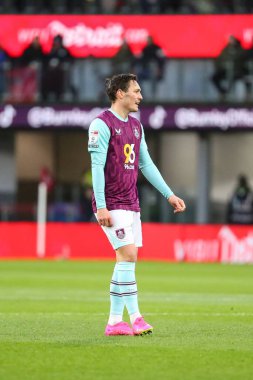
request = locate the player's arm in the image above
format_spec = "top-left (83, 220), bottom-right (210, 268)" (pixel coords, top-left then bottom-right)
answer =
top-left (138, 125), bottom-right (186, 214)
top-left (88, 119), bottom-right (113, 227)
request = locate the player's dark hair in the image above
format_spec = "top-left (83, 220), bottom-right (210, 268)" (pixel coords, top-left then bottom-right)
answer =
top-left (105, 73), bottom-right (138, 102)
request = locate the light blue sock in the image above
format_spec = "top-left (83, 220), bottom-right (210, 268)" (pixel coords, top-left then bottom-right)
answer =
top-left (116, 262), bottom-right (140, 316)
top-left (109, 264), bottom-right (125, 323)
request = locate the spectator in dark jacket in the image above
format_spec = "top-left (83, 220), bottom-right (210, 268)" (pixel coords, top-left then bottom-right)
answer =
top-left (242, 36), bottom-right (253, 97)
top-left (227, 174), bottom-right (253, 224)
top-left (110, 38), bottom-right (135, 74)
top-left (0, 44), bottom-right (10, 100)
top-left (137, 36), bottom-right (165, 81)
top-left (20, 36), bottom-right (45, 67)
top-left (42, 34), bottom-right (73, 101)
top-left (134, 35), bottom-right (166, 95)
top-left (211, 35), bottom-right (246, 96)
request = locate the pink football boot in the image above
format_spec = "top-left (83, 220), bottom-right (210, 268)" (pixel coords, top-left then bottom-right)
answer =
top-left (105, 321), bottom-right (134, 336)
top-left (132, 317), bottom-right (153, 336)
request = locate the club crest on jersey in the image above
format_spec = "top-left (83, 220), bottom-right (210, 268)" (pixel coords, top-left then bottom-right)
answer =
top-left (134, 127), bottom-right (140, 139)
top-left (115, 128), bottom-right (121, 135)
top-left (115, 228), bottom-right (125, 239)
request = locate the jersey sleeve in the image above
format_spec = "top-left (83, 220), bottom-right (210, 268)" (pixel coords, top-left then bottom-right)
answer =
top-left (139, 124), bottom-right (174, 199)
top-left (90, 151), bottom-right (107, 209)
top-left (88, 118), bottom-right (110, 153)
top-left (88, 118), bottom-right (110, 209)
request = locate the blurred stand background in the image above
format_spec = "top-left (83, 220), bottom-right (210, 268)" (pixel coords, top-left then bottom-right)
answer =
top-left (0, 0), bottom-right (253, 225)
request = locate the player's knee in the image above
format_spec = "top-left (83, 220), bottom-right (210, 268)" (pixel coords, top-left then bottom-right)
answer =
top-left (116, 244), bottom-right (138, 262)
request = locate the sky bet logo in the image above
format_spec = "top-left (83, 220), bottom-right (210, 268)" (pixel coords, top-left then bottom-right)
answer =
top-left (124, 144), bottom-right (135, 170)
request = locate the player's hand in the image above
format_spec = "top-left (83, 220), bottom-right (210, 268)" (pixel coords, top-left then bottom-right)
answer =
top-left (97, 208), bottom-right (113, 227)
top-left (168, 194), bottom-right (186, 214)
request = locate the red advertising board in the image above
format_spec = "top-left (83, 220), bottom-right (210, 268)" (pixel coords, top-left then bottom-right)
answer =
top-left (0, 222), bottom-right (253, 263)
top-left (0, 15), bottom-right (253, 58)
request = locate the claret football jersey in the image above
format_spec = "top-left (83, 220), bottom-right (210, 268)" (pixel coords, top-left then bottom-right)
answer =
top-left (88, 109), bottom-right (143, 212)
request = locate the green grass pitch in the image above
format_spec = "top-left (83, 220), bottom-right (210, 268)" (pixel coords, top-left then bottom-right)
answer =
top-left (0, 260), bottom-right (253, 380)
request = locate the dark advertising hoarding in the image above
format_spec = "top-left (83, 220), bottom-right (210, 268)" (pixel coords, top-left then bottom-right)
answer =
top-left (1, 104), bottom-right (253, 130)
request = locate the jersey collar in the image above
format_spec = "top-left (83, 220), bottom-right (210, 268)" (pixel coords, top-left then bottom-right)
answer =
top-left (109, 108), bottom-right (129, 122)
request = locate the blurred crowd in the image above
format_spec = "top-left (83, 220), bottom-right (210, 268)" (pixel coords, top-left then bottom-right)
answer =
top-left (0, 34), bottom-right (168, 102)
top-left (1, 32), bottom-right (253, 103)
top-left (1, 0), bottom-right (253, 14)
top-left (0, 35), bottom-right (75, 102)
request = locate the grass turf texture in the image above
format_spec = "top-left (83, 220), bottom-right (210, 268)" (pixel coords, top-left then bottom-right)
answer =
top-left (0, 261), bottom-right (252, 380)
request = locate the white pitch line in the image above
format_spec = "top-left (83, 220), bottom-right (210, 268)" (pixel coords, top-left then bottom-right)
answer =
top-left (0, 312), bottom-right (252, 317)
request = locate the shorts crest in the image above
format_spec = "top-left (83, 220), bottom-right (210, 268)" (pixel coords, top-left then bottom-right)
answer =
top-left (115, 228), bottom-right (125, 239)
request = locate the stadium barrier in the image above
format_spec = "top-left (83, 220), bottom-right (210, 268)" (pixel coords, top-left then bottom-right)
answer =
top-left (0, 222), bottom-right (253, 263)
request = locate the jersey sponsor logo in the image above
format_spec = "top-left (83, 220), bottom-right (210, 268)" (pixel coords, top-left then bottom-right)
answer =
top-left (115, 228), bottom-right (125, 239)
top-left (124, 164), bottom-right (134, 169)
top-left (124, 143), bottom-right (135, 170)
top-left (88, 130), bottom-right (99, 148)
top-left (124, 144), bottom-right (135, 163)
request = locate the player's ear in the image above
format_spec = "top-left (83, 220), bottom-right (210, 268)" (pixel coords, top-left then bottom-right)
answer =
top-left (117, 88), bottom-right (125, 99)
